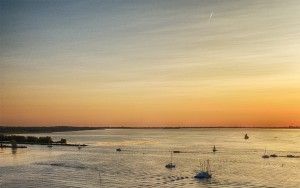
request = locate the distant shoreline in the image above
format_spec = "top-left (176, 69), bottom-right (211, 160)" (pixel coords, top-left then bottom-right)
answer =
top-left (107, 126), bottom-right (300, 129)
top-left (0, 126), bottom-right (298, 134)
top-left (0, 126), bottom-right (103, 134)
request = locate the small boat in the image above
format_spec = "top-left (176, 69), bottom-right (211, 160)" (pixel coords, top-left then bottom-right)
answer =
top-left (244, 134), bottom-right (249, 140)
top-left (287, 154), bottom-right (295, 158)
top-left (165, 151), bottom-right (175, 169)
top-left (262, 155), bottom-right (269, 158)
top-left (270, 154), bottom-right (278, 158)
top-left (165, 163), bottom-right (176, 168)
top-left (116, 148), bottom-right (121, 152)
top-left (195, 171), bottom-right (212, 179)
top-left (262, 148), bottom-right (269, 159)
top-left (47, 145), bottom-right (53, 148)
top-left (173, 150), bottom-right (181, 153)
top-left (212, 145), bottom-right (217, 153)
top-left (194, 160), bottom-right (212, 179)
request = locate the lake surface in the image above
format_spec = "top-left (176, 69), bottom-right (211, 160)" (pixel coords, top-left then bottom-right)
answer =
top-left (0, 128), bottom-right (299, 188)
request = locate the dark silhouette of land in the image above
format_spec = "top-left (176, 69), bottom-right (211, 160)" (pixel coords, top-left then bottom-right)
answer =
top-left (0, 126), bottom-right (98, 147)
top-left (0, 134), bottom-right (87, 147)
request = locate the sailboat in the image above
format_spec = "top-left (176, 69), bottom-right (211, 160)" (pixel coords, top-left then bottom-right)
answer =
top-left (213, 145), bottom-right (217, 153)
top-left (194, 159), bottom-right (212, 179)
top-left (244, 134), bottom-right (249, 140)
top-left (262, 148), bottom-right (269, 158)
top-left (165, 151), bottom-right (176, 169)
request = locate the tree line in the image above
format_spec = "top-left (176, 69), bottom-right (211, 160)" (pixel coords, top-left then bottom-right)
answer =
top-left (0, 134), bottom-right (67, 144)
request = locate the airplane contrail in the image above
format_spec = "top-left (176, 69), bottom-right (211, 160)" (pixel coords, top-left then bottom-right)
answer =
top-left (209, 11), bottom-right (214, 22)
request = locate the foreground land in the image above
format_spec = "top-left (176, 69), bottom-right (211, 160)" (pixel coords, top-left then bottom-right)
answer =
top-left (0, 134), bottom-right (87, 147)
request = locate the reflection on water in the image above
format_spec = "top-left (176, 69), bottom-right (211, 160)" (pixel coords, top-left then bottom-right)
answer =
top-left (11, 148), bottom-right (17, 155)
top-left (0, 128), bottom-right (299, 188)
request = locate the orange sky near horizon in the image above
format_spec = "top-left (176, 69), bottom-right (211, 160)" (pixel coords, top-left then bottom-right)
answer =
top-left (1, 1), bottom-right (300, 127)
top-left (2, 74), bottom-right (300, 127)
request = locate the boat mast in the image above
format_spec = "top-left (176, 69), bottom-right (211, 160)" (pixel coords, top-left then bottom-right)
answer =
top-left (207, 160), bottom-right (211, 173)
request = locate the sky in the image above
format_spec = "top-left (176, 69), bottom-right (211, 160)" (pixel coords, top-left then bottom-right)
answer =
top-left (1, 0), bottom-right (300, 127)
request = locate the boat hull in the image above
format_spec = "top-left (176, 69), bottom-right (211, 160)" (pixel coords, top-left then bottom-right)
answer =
top-left (194, 172), bottom-right (212, 179)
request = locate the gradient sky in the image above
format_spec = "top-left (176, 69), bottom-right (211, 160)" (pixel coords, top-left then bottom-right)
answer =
top-left (1, 0), bottom-right (300, 127)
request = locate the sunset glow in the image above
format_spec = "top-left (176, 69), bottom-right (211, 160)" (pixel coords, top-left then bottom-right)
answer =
top-left (1, 1), bottom-right (300, 127)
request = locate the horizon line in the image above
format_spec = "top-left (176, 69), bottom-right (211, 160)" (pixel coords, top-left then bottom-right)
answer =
top-left (0, 125), bottom-right (299, 129)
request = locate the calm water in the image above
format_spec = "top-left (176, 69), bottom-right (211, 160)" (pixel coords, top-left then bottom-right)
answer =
top-left (0, 128), bottom-right (299, 188)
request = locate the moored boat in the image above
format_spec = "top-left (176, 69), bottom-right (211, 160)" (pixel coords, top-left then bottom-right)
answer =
top-left (165, 151), bottom-right (175, 169)
top-left (194, 160), bottom-right (212, 179)
top-left (262, 148), bottom-right (269, 158)
top-left (213, 145), bottom-right (217, 153)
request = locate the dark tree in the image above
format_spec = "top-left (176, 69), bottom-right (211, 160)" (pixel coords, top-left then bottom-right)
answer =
top-left (60, 138), bottom-right (67, 144)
